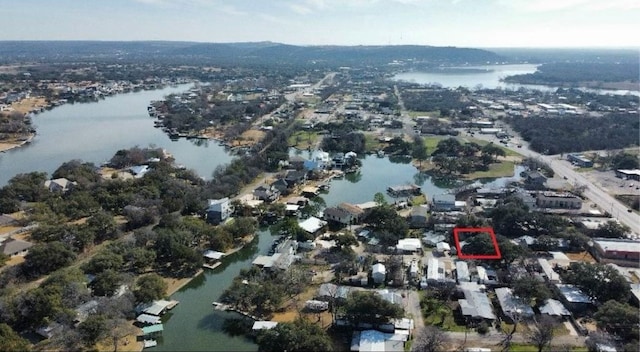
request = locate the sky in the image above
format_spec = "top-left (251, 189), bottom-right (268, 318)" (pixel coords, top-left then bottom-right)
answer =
top-left (1, 0), bottom-right (639, 48)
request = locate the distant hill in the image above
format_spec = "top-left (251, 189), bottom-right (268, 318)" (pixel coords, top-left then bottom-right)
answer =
top-left (488, 47), bottom-right (640, 65)
top-left (0, 40), bottom-right (503, 66)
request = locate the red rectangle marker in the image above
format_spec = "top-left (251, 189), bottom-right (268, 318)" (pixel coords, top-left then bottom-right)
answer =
top-left (453, 227), bottom-right (502, 260)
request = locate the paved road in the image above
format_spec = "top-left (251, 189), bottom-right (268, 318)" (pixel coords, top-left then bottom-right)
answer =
top-left (513, 147), bottom-right (640, 235)
top-left (405, 290), bottom-right (425, 330)
top-left (445, 330), bottom-right (586, 349)
top-left (471, 129), bottom-right (640, 236)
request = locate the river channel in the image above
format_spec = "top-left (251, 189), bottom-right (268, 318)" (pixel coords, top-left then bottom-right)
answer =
top-left (0, 84), bottom-right (232, 186)
top-left (393, 63), bottom-right (640, 96)
top-left (0, 75), bottom-right (524, 351)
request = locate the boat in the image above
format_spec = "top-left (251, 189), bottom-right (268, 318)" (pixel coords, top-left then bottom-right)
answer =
top-left (377, 150), bottom-right (385, 158)
top-left (143, 340), bottom-right (157, 348)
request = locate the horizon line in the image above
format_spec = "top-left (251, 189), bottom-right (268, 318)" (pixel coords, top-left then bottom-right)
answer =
top-left (0, 39), bottom-right (638, 50)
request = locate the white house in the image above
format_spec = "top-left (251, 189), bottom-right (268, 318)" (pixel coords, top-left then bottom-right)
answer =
top-left (206, 198), bottom-right (233, 225)
top-left (44, 178), bottom-right (77, 193)
top-left (372, 263), bottom-right (386, 284)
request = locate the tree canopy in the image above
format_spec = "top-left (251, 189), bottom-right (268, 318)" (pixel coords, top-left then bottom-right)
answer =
top-left (256, 318), bottom-right (333, 352)
top-left (560, 262), bottom-right (630, 303)
top-left (342, 291), bottom-right (403, 325)
top-left (594, 300), bottom-right (639, 342)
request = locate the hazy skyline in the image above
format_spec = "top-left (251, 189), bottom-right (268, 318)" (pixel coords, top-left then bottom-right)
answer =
top-left (2, 0), bottom-right (639, 48)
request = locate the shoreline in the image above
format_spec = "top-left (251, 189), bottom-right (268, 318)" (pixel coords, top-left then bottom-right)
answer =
top-left (164, 268), bottom-right (205, 297)
top-left (0, 134), bottom-right (34, 153)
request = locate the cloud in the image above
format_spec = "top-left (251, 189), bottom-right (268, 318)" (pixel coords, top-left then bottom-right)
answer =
top-left (220, 5), bottom-right (247, 16)
top-left (289, 3), bottom-right (312, 15)
top-left (498, 0), bottom-right (640, 12)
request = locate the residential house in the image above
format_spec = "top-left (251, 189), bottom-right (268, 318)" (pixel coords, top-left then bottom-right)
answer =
top-left (338, 203), bottom-right (365, 223)
top-left (298, 216), bottom-right (327, 236)
top-left (253, 184), bottom-right (280, 203)
top-left (44, 178), bottom-right (77, 193)
top-left (128, 165), bottom-right (150, 178)
top-left (0, 238), bottom-right (33, 257)
top-left (252, 239), bottom-right (298, 270)
top-left (458, 282), bottom-right (496, 322)
top-left (271, 178), bottom-right (290, 195)
top-left (422, 232), bottom-right (446, 247)
top-left (426, 257), bottom-right (446, 284)
top-left (316, 283), bottom-right (362, 302)
top-left (206, 198), bottom-right (233, 225)
top-left (284, 170), bottom-right (307, 188)
top-left (555, 284), bottom-right (593, 313)
top-left (408, 260), bottom-right (419, 279)
top-left (396, 238), bottom-right (422, 254)
top-left (409, 205), bottom-right (429, 228)
top-left (387, 184), bottom-right (421, 197)
top-left (74, 300), bottom-right (99, 325)
top-left (350, 330), bottom-right (405, 352)
top-left (432, 194), bottom-right (456, 212)
top-left (536, 192), bottom-right (582, 209)
top-left (288, 155), bottom-right (307, 169)
top-left (494, 287), bottom-right (534, 321)
top-left (539, 299), bottom-right (571, 319)
top-left (372, 263), bottom-right (386, 284)
top-left (252, 321), bottom-right (278, 331)
top-left (537, 258), bottom-right (560, 283)
top-left (0, 214), bottom-right (15, 226)
top-left (455, 261), bottom-right (470, 283)
top-left (324, 207), bottom-right (353, 225)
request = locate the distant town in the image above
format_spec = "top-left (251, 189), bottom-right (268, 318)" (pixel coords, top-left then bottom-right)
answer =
top-left (0, 42), bottom-right (638, 352)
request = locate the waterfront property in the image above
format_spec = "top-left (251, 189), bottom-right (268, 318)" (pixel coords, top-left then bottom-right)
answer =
top-left (44, 177), bottom-right (77, 193)
top-left (206, 198), bottom-right (233, 225)
top-left (203, 250), bottom-right (225, 269)
top-left (387, 184), bottom-right (421, 197)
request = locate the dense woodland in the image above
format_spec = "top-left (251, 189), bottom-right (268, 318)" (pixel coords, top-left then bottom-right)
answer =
top-left (507, 112), bottom-right (639, 154)
top-left (503, 62), bottom-right (640, 85)
top-left (400, 88), bottom-right (466, 113)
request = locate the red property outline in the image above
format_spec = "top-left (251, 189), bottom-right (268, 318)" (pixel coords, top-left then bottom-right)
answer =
top-left (453, 227), bottom-right (502, 260)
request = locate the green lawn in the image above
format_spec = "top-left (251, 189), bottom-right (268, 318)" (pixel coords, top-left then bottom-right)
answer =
top-left (288, 130), bottom-right (320, 150)
top-left (462, 137), bottom-right (524, 158)
top-left (508, 344), bottom-right (588, 352)
top-left (463, 161), bottom-right (515, 179)
top-left (408, 111), bottom-right (439, 118)
top-left (423, 310), bottom-right (467, 332)
top-left (364, 133), bottom-right (386, 152)
top-left (421, 136), bottom-right (447, 155)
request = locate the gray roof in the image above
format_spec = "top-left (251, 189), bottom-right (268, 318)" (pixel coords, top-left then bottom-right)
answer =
top-left (0, 238), bottom-right (33, 256)
top-left (455, 261), bottom-right (470, 282)
top-left (494, 287), bottom-right (534, 317)
top-left (539, 299), bottom-right (570, 316)
top-left (317, 283), bottom-right (361, 300)
top-left (0, 214), bottom-right (15, 226)
top-left (459, 288), bottom-right (496, 320)
top-left (556, 284), bottom-right (593, 304)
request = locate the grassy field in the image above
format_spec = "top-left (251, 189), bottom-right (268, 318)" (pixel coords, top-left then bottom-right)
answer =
top-left (408, 111), bottom-right (439, 118)
top-left (288, 130), bottom-right (320, 150)
top-left (462, 137), bottom-right (524, 158)
top-left (463, 161), bottom-right (515, 180)
top-left (364, 133), bottom-right (387, 152)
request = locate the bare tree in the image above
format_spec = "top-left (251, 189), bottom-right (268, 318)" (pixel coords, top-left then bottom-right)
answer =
top-left (528, 316), bottom-right (557, 352)
top-left (498, 311), bottom-right (522, 352)
top-left (412, 326), bottom-right (449, 352)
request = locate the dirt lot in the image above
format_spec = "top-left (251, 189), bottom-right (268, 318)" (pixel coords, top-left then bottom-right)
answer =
top-left (581, 169), bottom-right (640, 197)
